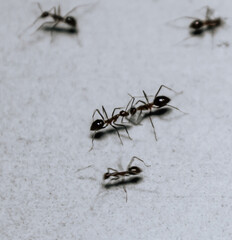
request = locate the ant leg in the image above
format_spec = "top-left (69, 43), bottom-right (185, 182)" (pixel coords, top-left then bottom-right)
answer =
top-left (113, 122), bottom-right (132, 140)
top-left (142, 90), bottom-right (157, 140)
top-left (127, 156), bottom-right (151, 169)
top-left (102, 106), bottom-right (109, 119)
top-left (137, 109), bottom-right (143, 122)
top-left (123, 185), bottom-right (128, 202)
top-left (122, 95), bottom-right (135, 123)
top-left (111, 107), bottom-right (123, 117)
top-left (36, 2), bottom-right (43, 12)
top-left (110, 124), bottom-right (123, 145)
top-left (107, 168), bottom-right (118, 173)
top-left (148, 111), bottom-right (157, 141)
top-left (110, 176), bottom-right (120, 181)
top-left (92, 109), bottom-right (104, 121)
top-left (58, 5), bottom-right (61, 15)
top-left (142, 90), bottom-right (150, 104)
top-left (36, 3), bottom-right (56, 15)
top-left (126, 95), bottom-right (134, 109)
top-left (50, 21), bottom-right (60, 42)
top-left (135, 99), bottom-right (147, 106)
top-left (89, 131), bottom-right (96, 152)
top-left (35, 21), bottom-right (57, 32)
top-left (166, 104), bottom-right (188, 114)
top-left (76, 165), bottom-right (93, 172)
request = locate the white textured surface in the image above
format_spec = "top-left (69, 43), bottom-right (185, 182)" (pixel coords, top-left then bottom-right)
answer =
top-left (1, 0), bottom-right (232, 239)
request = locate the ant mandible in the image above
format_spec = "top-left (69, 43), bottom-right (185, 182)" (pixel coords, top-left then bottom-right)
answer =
top-left (90, 106), bottom-right (132, 151)
top-left (103, 156), bottom-right (150, 202)
top-left (126, 85), bottom-right (184, 140)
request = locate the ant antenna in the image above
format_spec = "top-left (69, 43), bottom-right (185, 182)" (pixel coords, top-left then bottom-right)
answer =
top-left (166, 104), bottom-right (188, 114)
top-left (127, 156), bottom-right (151, 169)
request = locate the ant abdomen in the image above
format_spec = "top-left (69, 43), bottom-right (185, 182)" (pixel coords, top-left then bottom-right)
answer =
top-left (128, 166), bottom-right (142, 175)
top-left (153, 96), bottom-right (170, 107)
top-left (65, 16), bottom-right (77, 27)
top-left (90, 119), bottom-right (105, 131)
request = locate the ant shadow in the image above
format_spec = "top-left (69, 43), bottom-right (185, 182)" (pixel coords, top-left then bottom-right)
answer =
top-left (190, 25), bottom-right (220, 37)
top-left (103, 176), bottom-right (143, 189)
top-left (90, 125), bottom-right (132, 140)
top-left (42, 25), bottom-right (78, 35)
top-left (130, 107), bottom-right (172, 125)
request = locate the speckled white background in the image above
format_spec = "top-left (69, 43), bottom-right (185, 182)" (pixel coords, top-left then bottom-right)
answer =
top-left (1, 0), bottom-right (232, 239)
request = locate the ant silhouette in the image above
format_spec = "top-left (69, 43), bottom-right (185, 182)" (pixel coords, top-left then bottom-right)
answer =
top-left (126, 85), bottom-right (185, 140)
top-left (20, 3), bottom-right (91, 38)
top-left (103, 156), bottom-right (150, 202)
top-left (90, 106), bottom-right (132, 151)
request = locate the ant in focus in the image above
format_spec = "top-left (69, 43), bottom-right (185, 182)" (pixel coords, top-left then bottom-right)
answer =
top-left (103, 156), bottom-right (150, 202)
top-left (90, 106), bottom-right (132, 151)
top-left (126, 85), bottom-right (184, 140)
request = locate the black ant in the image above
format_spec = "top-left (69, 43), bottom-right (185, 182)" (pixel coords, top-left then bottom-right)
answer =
top-left (188, 6), bottom-right (224, 36)
top-left (21, 3), bottom-right (90, 37)
top-left (126, 85), bottom-right (184, 140)
top-left (90, 106), bottom-right (131, 150)
top-left (103, 156), bottom-right (150, 202)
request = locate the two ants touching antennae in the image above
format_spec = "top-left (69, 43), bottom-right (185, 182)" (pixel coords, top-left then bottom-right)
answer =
top-left (90, 85), bottom-right (186, 150)
top-left (126, 85), bottom-right (186, 140)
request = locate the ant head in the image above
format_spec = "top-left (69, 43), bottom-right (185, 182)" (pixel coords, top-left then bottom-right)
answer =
top-left (103, 172), bottom-right (110, 180)
top-left (190, 19), bottom-right (204, 30)
top-left (129, 107), bottom-right (137, 115)
top-left (65, 16), bottom-right (77, 27)
top-left (128, 166), bottom-right (142, 175)
top-left (41, 11), bottom-right (49, 18)
top-left (153, 96), bottom-right (170, 107)
top-left (120, 110), bottom-right (129, 117)
top-left (90, 119), bottom-right (105, 131)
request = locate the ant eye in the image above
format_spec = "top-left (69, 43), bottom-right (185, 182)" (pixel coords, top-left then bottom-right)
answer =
top-left (65, 16), bottom-right (76, 27)
top-left (190, 20), bottom-right (203, 29)
top-left (41, 12), bottom-right (49, 18)
top-left (153, 96), bottom-right (170, 107)
top-left (129, 166), bottom-right (141, 175)
top-left (90, 119), bottom-right (104, 131)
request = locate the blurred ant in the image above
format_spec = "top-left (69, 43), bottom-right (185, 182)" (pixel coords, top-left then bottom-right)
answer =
top-left (20, 3), bottom-right (90, 37)
top-left (174, 6), bottom-right (225, 46)
top-left (90, 106), bottom-right (131, 151)
top-left (103, 156), bottom-right (150, 202)
top-left (127, 85), bottom-right (184, 140)
top-left (188, 6), bottom-right (224, 36)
